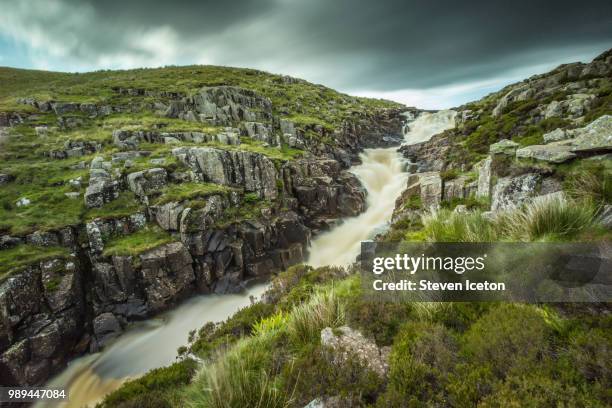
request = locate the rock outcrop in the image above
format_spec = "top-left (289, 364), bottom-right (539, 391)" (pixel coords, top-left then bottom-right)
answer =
top-left (164, 86), bottom-right (272, 125)
top-left (321, 326), bottom-right (389, 377)
top-left (173, 147), bottom-right (278, 200)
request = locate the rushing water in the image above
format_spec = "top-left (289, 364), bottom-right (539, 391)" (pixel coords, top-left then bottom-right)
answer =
top-left (37, 284), bottom-right (268, 408)
top-left (38, 109), bottom-right (456, 407)
top-left (307, 110), bottom-right (457, 267)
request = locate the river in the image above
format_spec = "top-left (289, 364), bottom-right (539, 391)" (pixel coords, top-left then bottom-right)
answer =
top-left (38, 109), bottom-right (455, 407)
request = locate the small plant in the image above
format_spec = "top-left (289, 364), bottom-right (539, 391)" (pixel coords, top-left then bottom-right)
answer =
top-left (243, 192), bottom-right (261, 204)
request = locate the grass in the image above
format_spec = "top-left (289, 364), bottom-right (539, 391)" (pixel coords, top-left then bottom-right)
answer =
top-left (496, 195), bottom-right (597, 241)
top-left (102, 225), bottom-right (174, 257)
top-left (0, 65), bottom-right (401, 129)
top-left (0, 63), bottom-right (397, 238)
top-left (85, 191), bottom-right (143, 221)
top-left (422, 209), bottom-right (499, 242)
top-left (420, 195), bottom-right (600, 243)
top-left (0, 244), bottom-right (69, 281)
top-left (153, 182), bottom-right (230, 206)
top-left (287, 289), bottom-right (346, 346)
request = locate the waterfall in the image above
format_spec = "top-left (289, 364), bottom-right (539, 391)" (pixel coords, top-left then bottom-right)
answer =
top-left (307, 109), bottom-right (456, 267)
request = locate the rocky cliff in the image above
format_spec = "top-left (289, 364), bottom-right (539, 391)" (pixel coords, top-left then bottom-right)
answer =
top-left (395, 49), bottom-right (611, 219)
top-left (0, 67), bottom-right (409, 385)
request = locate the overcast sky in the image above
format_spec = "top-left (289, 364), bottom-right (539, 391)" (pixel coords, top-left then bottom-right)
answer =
top-left (0, 0), bottom-right (611, 109)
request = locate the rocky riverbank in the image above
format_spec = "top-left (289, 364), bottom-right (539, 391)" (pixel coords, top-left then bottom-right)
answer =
top-left (0, 69), bottom-right (413, 386)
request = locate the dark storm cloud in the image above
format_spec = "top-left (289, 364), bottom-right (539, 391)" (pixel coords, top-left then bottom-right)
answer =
top-left (1, 0), bottom-right (611, 94)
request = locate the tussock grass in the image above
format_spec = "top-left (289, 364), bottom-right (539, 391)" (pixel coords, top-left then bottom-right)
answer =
top-left (186, 340), bottom-right (291, 408)
top-left (287, 289), bottom-right (346, 345)
top-left (184, 319), bottom-right (292, 408)
top-left (422, 195), bottom-right (599, 243)
top-left (182, 285), bottom-right (347, 408)
top-left (496, 195), bottom-right (596, 241)
top-left (422, 209), bottom-right (498, 242)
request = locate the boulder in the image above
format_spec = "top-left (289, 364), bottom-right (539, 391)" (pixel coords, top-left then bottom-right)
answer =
top-left (35, 126), bottom-right (48, 137)
top-left (127, 168), bottom-right (168, 199)
top-left (15, 197), bottom-right (31, 207)
top-left (418, 172), bottom-right (443, 209)
top-left (84, 179), bottom-right (120, 208)
top-left (544, 100), bottom-right (563, 119)
top-left (516, 143), bottom-right (577, 163)
top-left (182, 86), bottom-right (272, 125)
top-left (491, 173), bottom-right (540, 211)
top-left (569, 115), bottom-right (612, 152)
top-left (599, 205), bottom-right (612, 229)
top-left (93, 312), bottom-right (122, 348)
top-left (321, 326), bottom-right (389, 377)
top-left (543, 128), bottom-right (571, 143)
top-left (490, 139), bottom-right (519, 156)
top-left (244, 122), bottom-right (278, 146)
top-left (443, 176), bottom-right (469, 201)
top-left (0, 173), bottom-right (14, 185)
top-left (153, 201), bottom-right (185, 231)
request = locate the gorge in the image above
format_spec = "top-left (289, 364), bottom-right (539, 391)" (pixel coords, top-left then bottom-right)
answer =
top-left (34, 108), bottom-right (457, 408)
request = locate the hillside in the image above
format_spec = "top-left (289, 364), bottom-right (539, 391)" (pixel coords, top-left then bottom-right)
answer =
top-left (0, 65), bottom-right (410, 386)
top-left (93, 51), bottom-right (612, 408)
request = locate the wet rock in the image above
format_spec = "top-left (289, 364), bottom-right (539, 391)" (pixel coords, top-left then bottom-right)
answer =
top-left (321, 326), bottom-right (389, 377)
top-left (491, 173), bottom-right (540, 211)
top-left (284, 159), bottom-right (366, 223)
top-left (41, 258), bottom-right (80, 313)
top-left (139, 242), bottom-right (195, 312)
top-left (93, 312), bottom-right (122, 348)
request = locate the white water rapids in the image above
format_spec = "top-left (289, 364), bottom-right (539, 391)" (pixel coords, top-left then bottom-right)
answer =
top-left (307, 110), bottom-right (457, 267)
top-left (37, 109), bottom-right (456, 407)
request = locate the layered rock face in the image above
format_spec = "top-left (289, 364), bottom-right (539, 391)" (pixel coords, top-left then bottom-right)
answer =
top-left (0, 255), bottom-right (85, 386)
top-left (0, 77), bottom-right (407, 386)
top-left (164, 86), bottom-right (273, 125)
top-left (173, 147), bottom-right (278, 200)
